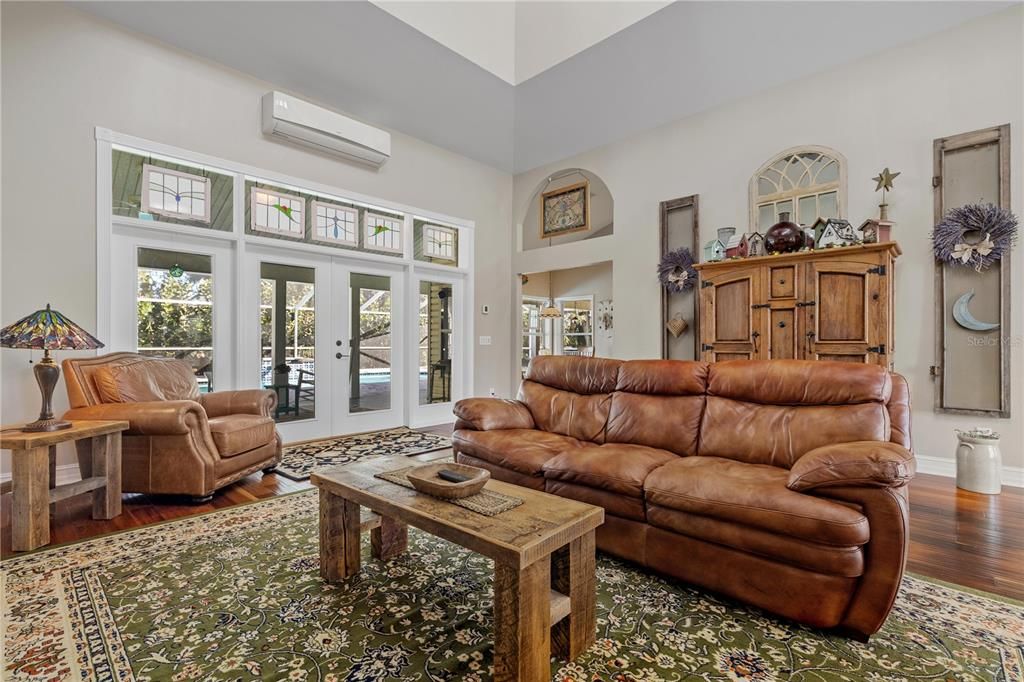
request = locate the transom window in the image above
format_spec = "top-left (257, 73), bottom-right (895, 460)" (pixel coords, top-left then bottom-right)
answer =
top-left (364, 212), bottom-right (403, 253)
top-left (751, 147), bottom-right (845, 230)
top-left (312, 200), bottom-right (358, 246)
top-left (423, 224), bottom-right (456, 260)
top-left (142, 164), bottom-right (211, 222)
top-left (251, 187), bottom-right (305, 237)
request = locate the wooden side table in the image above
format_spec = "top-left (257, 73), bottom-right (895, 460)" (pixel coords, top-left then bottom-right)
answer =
top-left (1, 420), bottom-right (128, 551)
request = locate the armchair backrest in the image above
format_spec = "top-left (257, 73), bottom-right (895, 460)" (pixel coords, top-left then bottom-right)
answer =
top-left (63, 352), bottom-right (199, 408)
top-left (519, 356), bottom-right (910, 469)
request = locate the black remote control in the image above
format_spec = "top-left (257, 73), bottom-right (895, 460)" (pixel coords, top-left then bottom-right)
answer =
top-left (437, 469), bottom-right (471, 483)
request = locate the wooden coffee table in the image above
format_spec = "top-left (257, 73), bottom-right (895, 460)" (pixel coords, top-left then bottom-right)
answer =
top-left (311, 455), bottom-right (604, 682)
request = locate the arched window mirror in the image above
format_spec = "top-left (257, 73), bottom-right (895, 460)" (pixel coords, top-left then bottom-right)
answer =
top-left (750, 146), bottom-right (846, 230)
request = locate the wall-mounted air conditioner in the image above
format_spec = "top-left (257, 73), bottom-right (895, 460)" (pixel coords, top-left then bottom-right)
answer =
top-left (261, 91), bottom-right (391, 168)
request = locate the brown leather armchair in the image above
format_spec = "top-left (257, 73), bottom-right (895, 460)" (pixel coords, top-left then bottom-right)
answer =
top-left (454, 356), bottom-right (916, 640)
top-left (63, 353), bottom-right (282, 502)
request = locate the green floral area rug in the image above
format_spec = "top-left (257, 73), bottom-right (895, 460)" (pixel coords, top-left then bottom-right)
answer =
top-left (3, 491), bottom-right (1022, 681)
top-left (278, 428), bottom-right (451, 480)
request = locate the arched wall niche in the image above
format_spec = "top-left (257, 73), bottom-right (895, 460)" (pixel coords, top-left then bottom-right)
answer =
top-left (519, 168), bottom-right (614, 252)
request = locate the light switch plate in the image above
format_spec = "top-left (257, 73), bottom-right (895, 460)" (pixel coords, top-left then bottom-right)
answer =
top-left (479, 336), bottom-right (492, 345)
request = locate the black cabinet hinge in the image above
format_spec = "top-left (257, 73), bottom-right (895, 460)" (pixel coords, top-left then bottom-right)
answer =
top-left (795, 300), bottom-right (816, 308)
top-left (867, 344), bottom-right (887, 355)
top-left (867, 265), bottom-right (887, 275)
top-left (700, 280), bottom-right (714, 289)
top-left (751, 303), bottom-right (770, 309)
top-left (701, 343), bottom-right (715, 351)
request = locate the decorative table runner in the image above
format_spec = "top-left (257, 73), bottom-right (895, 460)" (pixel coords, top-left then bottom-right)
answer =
top-left (375, 466), bottom-right (523, 516)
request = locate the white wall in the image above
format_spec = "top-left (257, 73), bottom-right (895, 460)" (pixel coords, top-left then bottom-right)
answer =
top-left (512, 7), bottom-right (1024, 478)
top-left (0, 3), bottom-right (513, 476)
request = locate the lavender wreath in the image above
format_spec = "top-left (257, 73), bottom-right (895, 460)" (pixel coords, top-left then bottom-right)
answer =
top-left (932, 203), bottom-right (1017, 272)
top-left (657, 247), bottom-right (697, 293)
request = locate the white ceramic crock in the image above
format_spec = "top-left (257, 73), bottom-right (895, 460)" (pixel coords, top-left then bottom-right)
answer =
top-left (955, 431), bottom-right (1002, 495)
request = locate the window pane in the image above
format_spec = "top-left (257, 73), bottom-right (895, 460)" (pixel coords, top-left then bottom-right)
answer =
top-left (260, 263), bottom-right (316, 422)
top-left (136, 248), bottom-right (214, 391)
top-left (776, 200), bottom-right (793, 218)
top-left (819, 191), bottom-right (839, 219)
top-left (817, 159), bottom-right (840, 184)
top-left (560, 299), bottom-right (593, 355)
top-left (114, 149), bottom-right (232, 230)
top-left (420, 281), bottom-right (454, 405)
top-left (757, 204), bottom-right (776, 231)
top-left (797, 195), bottom-right (817, 225)
top-left (350, 273), bottom-right (392, 413)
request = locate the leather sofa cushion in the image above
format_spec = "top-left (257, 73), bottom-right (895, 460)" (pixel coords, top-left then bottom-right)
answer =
top-left (545, 480), bottom-right (646, 521)
top-left (524, 355), bottom-right (622, 394)
top-left (615, 359), bottom-right (708, 395)
top-left (707, 359), bottom-right (892, 405)
top-left (699, 397), bottom-right (888, 468)
top-left (518, 381), bottom-right (610, 443)
top-left (644, 456), bottom-right (870, 547)
top-left (888, 373), bottom-right (912, 449)
top-left (646, 505), bottom-right (865, 577)
top-left (452, 428), bottom-right (583, 477)
top-left (208, 415), bottom-right (276, 457)
top-left (542, 443), bottom-right (677, 497)
top-left (605, 393), bottom-right (704, 456)
top-left (94, 359), bottom-right (199, 403)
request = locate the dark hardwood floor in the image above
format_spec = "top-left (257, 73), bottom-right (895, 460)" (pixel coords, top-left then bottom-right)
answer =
top-left (2, 423), bottom-right (1022, 603)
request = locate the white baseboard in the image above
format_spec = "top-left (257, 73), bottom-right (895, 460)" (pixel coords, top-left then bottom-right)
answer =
top-left (0, 463), bottom-right (82, 486)
top-left (915, 454), bottom-right (1024, 488)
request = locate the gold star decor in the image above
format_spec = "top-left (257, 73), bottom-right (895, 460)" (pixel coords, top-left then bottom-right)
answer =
top-left (872, 167), bottom-right (901, 193)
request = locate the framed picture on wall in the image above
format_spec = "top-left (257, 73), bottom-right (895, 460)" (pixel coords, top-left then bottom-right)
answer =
top-left (541, 180), bottom-right (590, 239)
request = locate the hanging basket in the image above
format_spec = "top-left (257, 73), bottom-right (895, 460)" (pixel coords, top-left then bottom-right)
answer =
top-left (657, 247), bottom-right (697, 293)
top-left (932, 203), bottom-right (1017, 272)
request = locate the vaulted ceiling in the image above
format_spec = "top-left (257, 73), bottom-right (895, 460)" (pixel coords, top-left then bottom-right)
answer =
top-left (77, 1), bottom-right (1012, 174)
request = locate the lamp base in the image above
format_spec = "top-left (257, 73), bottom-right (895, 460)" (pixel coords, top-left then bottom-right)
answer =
top-left (23, 418), bottom-right (73, 433)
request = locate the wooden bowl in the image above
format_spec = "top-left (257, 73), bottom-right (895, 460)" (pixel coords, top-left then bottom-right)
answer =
top-left (406, 463), bottom-right (490, 499)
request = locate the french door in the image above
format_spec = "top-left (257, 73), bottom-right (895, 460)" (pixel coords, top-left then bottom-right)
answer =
top-left (331, 260), bottom-right (406, 434)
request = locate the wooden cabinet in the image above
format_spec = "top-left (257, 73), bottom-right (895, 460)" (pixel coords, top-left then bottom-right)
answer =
top-left (696, 243), bottom-right (900, 367)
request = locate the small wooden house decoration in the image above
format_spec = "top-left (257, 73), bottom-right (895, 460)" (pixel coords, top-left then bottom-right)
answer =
top-left (703, 238), bottom-right (726, 262)
top-left (725, 234), bottom-right (746, 258)
top-left (744, 231), bottom-right (766, 257)
top-left (815, 218), bottom-right (859, 249)
top-left (858, 218), bottom-right (893, 244)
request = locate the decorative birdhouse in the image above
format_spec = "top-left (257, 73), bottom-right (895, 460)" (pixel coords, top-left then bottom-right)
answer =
top-left (725, 234), bottom-right (746, 259)
top-left (815, 218), bottom-right (859, 249)
top-left (744, 231), bottom-right (766, 257)
top-left (703, 239), bottom-right (726, 262)
top-left (858, 218), bottom-right (892, 244)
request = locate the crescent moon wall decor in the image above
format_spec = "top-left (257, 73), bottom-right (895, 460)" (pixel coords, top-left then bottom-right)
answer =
top-left (952, 290), bottom-right (999, 331)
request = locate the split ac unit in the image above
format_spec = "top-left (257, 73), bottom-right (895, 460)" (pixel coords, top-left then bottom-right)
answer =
top-left (261, 91), bottom-right (391, 168)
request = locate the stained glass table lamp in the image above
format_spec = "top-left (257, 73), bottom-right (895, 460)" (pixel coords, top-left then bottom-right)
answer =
top-left (0, 304), bottom-right (104, 432)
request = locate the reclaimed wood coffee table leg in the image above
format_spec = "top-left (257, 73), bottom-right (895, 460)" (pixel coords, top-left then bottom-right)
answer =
top-left (91, 433), bottom-right (122, 520)
top-left (12, 446), bottom-right (50, 552)
top-left (493, 557), bottom-right (551, 682)
top-left (319, 488), bottom-right (361, 582)
top-left (371, 515), bottom-right (408, 561)
top-left (551, 529), bottom-right (597, 660)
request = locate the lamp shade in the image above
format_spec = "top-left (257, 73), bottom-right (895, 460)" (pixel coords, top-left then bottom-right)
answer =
top-left (0, 304), bottom-right (104, 351)
top-left (539, 303), bottom-right (562, 319)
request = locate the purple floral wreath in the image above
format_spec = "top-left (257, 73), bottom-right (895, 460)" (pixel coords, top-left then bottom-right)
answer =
top-left (932, 203), bottom-right (1017, 272)
top-left (657, 247), bottom-right (697, 293)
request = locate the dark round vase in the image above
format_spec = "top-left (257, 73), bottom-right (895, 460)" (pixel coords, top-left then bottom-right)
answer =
top-left (765, 212), bottom-right (804, 254)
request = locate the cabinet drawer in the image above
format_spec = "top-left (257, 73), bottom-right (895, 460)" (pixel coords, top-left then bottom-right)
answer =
top-left (769, 266), bottom-right (796, 298)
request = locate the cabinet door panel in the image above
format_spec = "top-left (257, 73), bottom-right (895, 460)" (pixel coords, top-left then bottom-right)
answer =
top-left (769, 266), bottom-right (796, 299)
top-left (769, 308), bottom-right (797, 359)
top-left (699, 266), bottom-right (763, 361)
top-left (805, 257), bottom-right (886, 365)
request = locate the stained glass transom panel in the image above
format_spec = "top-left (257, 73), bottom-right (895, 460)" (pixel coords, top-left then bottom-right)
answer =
top-left (142, 164), bottom-right (211, 222)
top-left (312, 200), bottom-right (358, 246)
top-left (423, 224), bottom-right (456, 260)
top-left (251, 187), bottom-right (304, 237)
top-left (364, 212), bottom-right (403, 253)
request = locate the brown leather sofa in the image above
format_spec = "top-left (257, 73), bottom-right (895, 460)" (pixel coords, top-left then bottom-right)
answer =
top-left (453, 356), bottom-right (915, 639)
top-left (63, 353), bottom-right (282, 501)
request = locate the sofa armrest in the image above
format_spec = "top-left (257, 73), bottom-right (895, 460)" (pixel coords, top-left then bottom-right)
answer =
top-left (63, 400), bottom-right (209, 436)
top-left (198, 389), bottom-right (277, 418)
top-left (453, 397), bottom-right (534, 431)
top-left (788, 441), bottom-right (916, 492)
